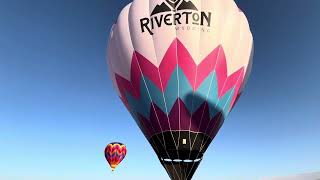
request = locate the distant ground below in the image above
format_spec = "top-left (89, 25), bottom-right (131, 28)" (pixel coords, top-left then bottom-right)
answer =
top-left (262, 172), bottom-right (320, 180)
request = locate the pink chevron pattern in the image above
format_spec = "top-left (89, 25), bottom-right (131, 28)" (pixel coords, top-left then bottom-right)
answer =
top-left (115, 38), bottom-right (245, 111)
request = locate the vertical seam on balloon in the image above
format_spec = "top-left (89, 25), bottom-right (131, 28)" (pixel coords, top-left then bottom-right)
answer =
top-left (186, 1), bottom-right (228, 178)
top-left (125, 3), bottom-right (179, 177)
top-left (144, 1), bottom-right (179, 179)
top-left (239, 35), bottom-right (254, 93)
top-left (180, 1), bottom-right (202, 178)
top-left (188, 49), bottom-right (218, 153)
top-left (144, 4), bottom-right (181, 179)
top-left (188, 48), bottom-right (220, 155)
top-left (110, 11), bottom-right (152, 142)
top-left (201, 70), bottom-right (244, 151)
top-left (148, 0), bottom-right (180, 163)
top-left (132, 3), bottom-right (167, 153)
top-left (187, 7), bottom-right (225, 172)
top-left (107, 32), bottom-right (121, 97)
top-left (142, 0), bottom-right (167, 150)
top-left (173, 12), bottom-right (183, 180)
top-left (186, 9), bottom-right (245, 179)
top-left (198, 9), bottom-right (245, 150)
top-left (121, 27), bottom-right (164, 157)
top-left (185, 70), bottom-right (243, 179)
top-left (146, 2), bottom-right (181, 179)
top-left (187, 1), bottom-right (232, 166)
top-left (185, 46), bottom-right (221, 163)
top-left (185, 1), bottom-right (203, 177)
top-left (230, 16), bottom-right (251, 107)
top-left (154, 37), bottom-right (181, 180)
top-left (147, 1), bottom-right (179, 179)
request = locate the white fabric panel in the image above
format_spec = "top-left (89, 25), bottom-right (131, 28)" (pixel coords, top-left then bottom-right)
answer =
top-left (129, 0), bottom-right (158, 66)
top-left (175, 0), bottom-right (202, 64)
top-left (198, 0), bottom-right (225, 63)
top-left (107, 24), bottom-right (122, 96)
top-left (149, 0), bottom-right (177, 65)
top-left (108, 0), bottom-right (253, 83)
top-left (107, 4), bottom-right (133, 80)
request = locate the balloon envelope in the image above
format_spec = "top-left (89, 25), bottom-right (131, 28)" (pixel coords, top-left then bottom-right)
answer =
top-left (105, 142), bottom-right (127, 171)
top-left (107, 0), bottom-right (253, 179)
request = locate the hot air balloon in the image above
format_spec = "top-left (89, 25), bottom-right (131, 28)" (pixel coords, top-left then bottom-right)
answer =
top-left (107, 0), bottom-right (253, 179)
top-left (105, 142), bottom-right (127, 171)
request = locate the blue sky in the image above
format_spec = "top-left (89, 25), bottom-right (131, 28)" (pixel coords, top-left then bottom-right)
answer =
top-left (0, 0), bottom-right (319, 180)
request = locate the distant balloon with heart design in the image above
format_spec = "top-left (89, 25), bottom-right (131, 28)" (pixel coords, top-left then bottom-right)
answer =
top-left (104, 142), bottom-right (127, 171)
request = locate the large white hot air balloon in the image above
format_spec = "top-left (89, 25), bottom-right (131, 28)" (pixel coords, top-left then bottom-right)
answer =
top-left (107, 0), bottom-right (253, 179)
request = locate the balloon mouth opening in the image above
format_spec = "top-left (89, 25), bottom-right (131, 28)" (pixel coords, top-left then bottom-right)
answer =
top-left (149, 131), bottom-right (211, 161)
top-left (110, 165), bottom-right (117, 171)
top-left (160, 157), bottom-right (203, 163)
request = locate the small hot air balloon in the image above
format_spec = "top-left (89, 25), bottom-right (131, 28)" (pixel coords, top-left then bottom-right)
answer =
top-left (107, 0), bottom-right (253, 179)
top-left (104, 142), bottom-right (127, 171)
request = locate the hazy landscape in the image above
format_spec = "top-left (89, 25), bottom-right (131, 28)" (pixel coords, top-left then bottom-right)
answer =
top-left (263, 172), bottom-right (320, 180)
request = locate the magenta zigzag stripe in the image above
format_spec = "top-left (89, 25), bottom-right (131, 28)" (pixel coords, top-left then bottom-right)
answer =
top-left (115, 38), bottom-right (244, 110)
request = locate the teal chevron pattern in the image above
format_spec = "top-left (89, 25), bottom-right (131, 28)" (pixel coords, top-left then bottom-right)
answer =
top-left (125, 66), bottom-right (235, 119)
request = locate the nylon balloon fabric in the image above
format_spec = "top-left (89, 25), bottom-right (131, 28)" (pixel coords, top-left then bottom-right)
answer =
top-left (107, 0), bottom-right (253, 179)
top-left (105, 142), bottom-right (127, 171)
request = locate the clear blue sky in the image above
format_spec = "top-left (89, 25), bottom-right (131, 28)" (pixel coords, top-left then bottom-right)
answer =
top-left (0, 0), bottom-right (319, 180)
